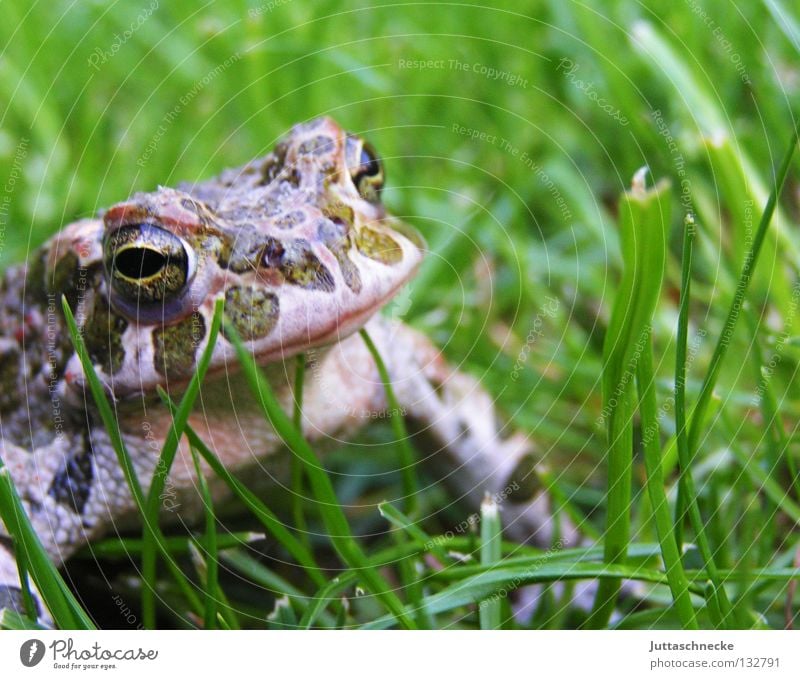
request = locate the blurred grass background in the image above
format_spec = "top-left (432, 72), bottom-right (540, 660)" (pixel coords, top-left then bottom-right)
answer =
top-left (2, 0), bottom-right (800, 628)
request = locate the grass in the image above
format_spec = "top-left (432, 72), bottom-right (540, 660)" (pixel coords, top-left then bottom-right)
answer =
top-left (588, 172), bottom-right (671, 628)
top-left (1, 0), bottom-right (800, 629)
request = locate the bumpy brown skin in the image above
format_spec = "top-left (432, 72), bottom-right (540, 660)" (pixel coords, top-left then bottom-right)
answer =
top-left (0, 117), bottom-right (574, 626)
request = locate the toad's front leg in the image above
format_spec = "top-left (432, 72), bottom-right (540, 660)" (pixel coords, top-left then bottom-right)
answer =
top-left (299, 315), bottom-right (580, 547)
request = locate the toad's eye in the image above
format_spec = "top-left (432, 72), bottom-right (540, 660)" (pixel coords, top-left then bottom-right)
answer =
top-left (347, 139), bottom-right (384, 202)
top-left (103, 223), bottom-right (195, 322)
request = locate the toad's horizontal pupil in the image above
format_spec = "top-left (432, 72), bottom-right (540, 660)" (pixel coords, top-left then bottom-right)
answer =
top-left (115, 248), bottom-right (168, 279)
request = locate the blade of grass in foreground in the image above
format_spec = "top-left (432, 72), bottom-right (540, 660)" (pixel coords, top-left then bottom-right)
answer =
top-left (296, 540), bottom-right (663, 629)
top-left (81, 531), bottom-right (260, 558)
top-left (588, 171), bottom-right (670, 628)
top-left (188, 443), bottom-right (220, 629)
top-left (140, 297), bottom-right (224, 629)
top-left (223, 319), bottom-right (417, 629)
top-left (378, 501), bottom-right (451, 565)
top-left (362, 328), bottom-right (427, 625)
top-left (61, 296), bottom-right (202, 627)
top-left (636, 324), bottom-right (698, 629)
top-left (378, 502), bottom-right (434, 628)
top-left (290, 354), bottom-right (309, 547)
top-left (364, 562), bottom-right (708, 630)
top-left (0, 466), bottom-right (95, 629)
top-left (744, 309), bottom-right (800, 504)
top-left (673, 215), bottom-right (733, 628)
top-left (0, 609), bottom-right (47, 630)
top-left (360, 328), bottom-right (420, 517)
top-left (686, 129), bottom-right (799, 459)
top-left (478, 494), bottom-right (503, 630)
top-left (157, 396), bottom-right (326, 587)
top-left (676, 131), bottom-right (799, 625)
top-left (61, 297), bottom-right (145, 512)
top-left (11, 544), bottom-right (37, 620)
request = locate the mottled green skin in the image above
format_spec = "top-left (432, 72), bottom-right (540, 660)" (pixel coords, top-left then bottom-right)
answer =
top-left (0, 343), bottom-right (21, 412)
top-left (83, 295), bottom-right (128, 375)
top-left (356, 226), bottom-right (405, 264)
top-left (152, 312), bottom-right (206, 378)
top-left (318, 217), bottom-right (364, 293)
top-left (223, 286), bottom-right (279, 341)
top-left (261, 237), bottom-right (336, 291)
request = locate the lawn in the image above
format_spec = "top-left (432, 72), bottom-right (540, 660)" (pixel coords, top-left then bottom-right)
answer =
top-left (1, 0), bottom-right (799, 629)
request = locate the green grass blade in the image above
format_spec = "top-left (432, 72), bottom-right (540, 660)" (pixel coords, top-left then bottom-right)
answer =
top-left (189, 443), bottom-right (219, 629)
top-left (744, 309), bottom-right (800, 502)
top-left (267, 595), bottom-right (299, 629)
top-left (677, 130), bottom-right (800, 624)
top-left (762, 0), bottom-right (800, 54)
top-left (429, 543), bottom-right (663, 582)
top-left (673, 214), bottom-right (731, 627)
top-left (365, 562), bottom-right (706, 630)
top-left (156, 397), bottom-right (326, 587)
top-left (296, 540), bottom-right (663, 629)
top-left (0, 609), bottom-right (47, 630)
top-left (687, 129), bottom-right (799, 453)
top-left (636, 331), bottom-right (698, 629)
top-left (299, 576), bottom-right (352, 629)
top-left (395, 551), bottom-right (429, 629)
top-left (478, 495), bottom-right (503, 629)
top-left (61, 296), bottom-right (202, 626)
top-left (360, 328), bottom-right (420, 516)
top-left (673, 215), bottom-right (695, 552)
top-left (82, 531), bottom-right (261, 558)
top-left (140, 297), bottom-right (224, 628)
top-left (0, 466), bottom-right (95, 629)
top-left (378, 502), bottom-right (433, 627)
top-left (589, 172), bottom-right (671, 627)
top-left (61, 296), bottom-right (145, 506)
top-left (378, 501), bottom-right (450, 565)
top-left (224, 319), bottom-right (416, 629)
top-left (291, 354), bottom-right (309, 547)
top-left (220, 549), bottom-right (337, 628)
top-left (12, 546), bottom-right (37, 621)
top-left (720, 411), bottom-right (800, 524)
